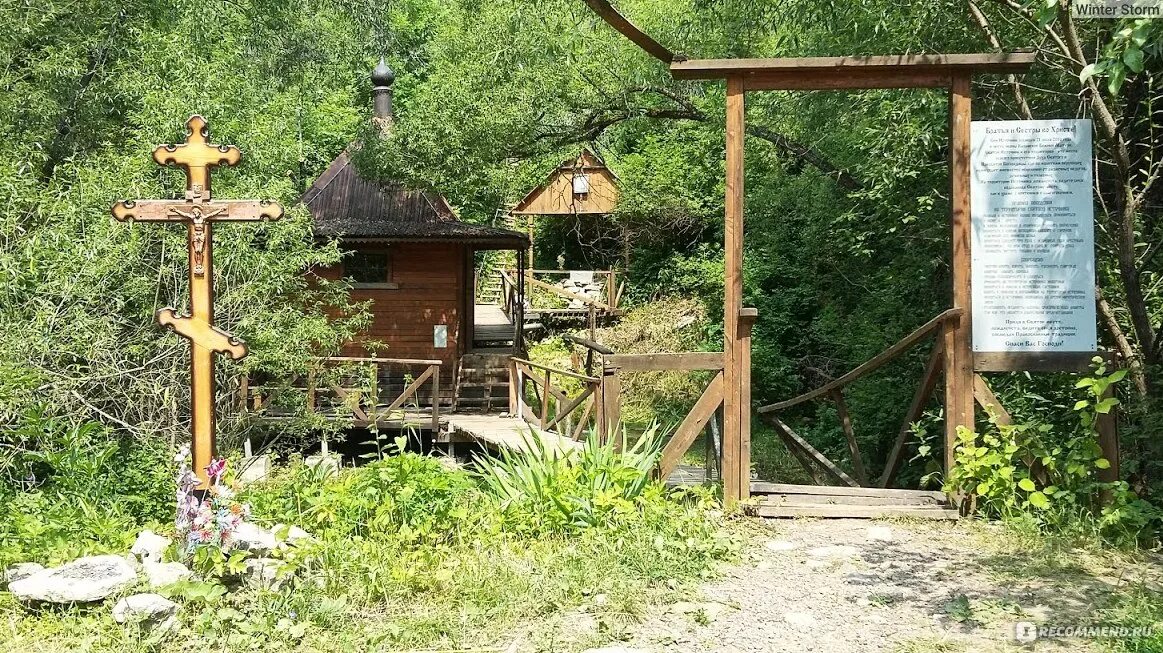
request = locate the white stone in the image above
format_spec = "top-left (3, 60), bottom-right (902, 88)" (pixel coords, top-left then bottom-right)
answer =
top-left (9, 555), bottom-right (137, 603)
top-left (866, 526), bottom-right (893, 542)
top-left (272, 523), bottom-right (313, 546)
top-left (783, 612), bottom-right (816, 628)
top-left (305, 453), bottom-right (341, 476)
top-left (232, 522), bottom-right (277, 555)
top-left (581, 648), bottom-right (649, 653)
top-left (242, 557), bottom-right (286, 590)
top-left (4, 562), bottom-right (45, 585)
top-left (238, 455), bottom-right (272, 485)
top-left (807, 545), bottom-right (860, 559)
top-left (112, 593), bottom-right (178, 633)
top-left (143, 561), bottom-right (191, 589)
top-left (130, 530), bottom-right (171, 563)
top-left (765, 539), bottom-right (799, 552)
top-left (805, 559), bottom-right (829, 569)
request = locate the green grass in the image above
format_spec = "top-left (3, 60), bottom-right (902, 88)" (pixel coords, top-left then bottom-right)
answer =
top-left (1, 445), bottom-right (738, 653)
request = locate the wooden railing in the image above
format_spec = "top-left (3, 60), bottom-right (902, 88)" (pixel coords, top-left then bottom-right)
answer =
top-left (499, 268), bottom-right (520, 318)
top-left (562, 333), bottom-right (614, 376)
top-left (508, 357), bottom-right (603, 442)
top-left (599, 352), bottom-right (727, 480)
top-left (239, 357), bottom-right (443, 431)
top-left (756, 309), bottom-right (963, 488)
top-left (510, 269), bottom-right (622, 314)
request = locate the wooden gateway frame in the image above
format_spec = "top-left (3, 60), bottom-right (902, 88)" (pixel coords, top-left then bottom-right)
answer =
top-left (579, 0), bottom-right (1053, 506)
top-left (673, 54), bottom-right (1037, 505)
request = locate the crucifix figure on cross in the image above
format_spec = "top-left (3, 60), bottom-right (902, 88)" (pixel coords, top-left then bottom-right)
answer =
top-left (112, 115), bottom-right (283, 489)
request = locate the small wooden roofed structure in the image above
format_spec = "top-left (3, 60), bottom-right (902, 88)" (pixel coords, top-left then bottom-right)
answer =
top-left (579, 0), bottom-right (1041, 508)
top-left (511, 148), bottom-right (619, 216)
top-left (301, 143), bottom-right (530, 417)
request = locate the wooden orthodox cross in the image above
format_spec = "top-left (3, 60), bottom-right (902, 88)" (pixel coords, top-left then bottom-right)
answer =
top-left (112, 116), bottom-right (283, 488)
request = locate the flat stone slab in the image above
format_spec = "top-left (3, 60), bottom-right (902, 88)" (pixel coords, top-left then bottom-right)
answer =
top-left (9, 555), bottom-right (137, 603)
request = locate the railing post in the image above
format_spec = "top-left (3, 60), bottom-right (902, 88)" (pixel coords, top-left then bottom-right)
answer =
top-left (602, 365), bottom-right (622, 450)
top-left (508, 358), bottom-right (519, 415)
top-left (942, 315), bottom-right (959, 475)
top-left (369, 362), bottom-right (379, 421)
top-left (540, 370), bottom-right (551, 429)
top-left (239, 373), bottom-right (249, 413)
top-left (431, 363), bottom-right (441, 432)
top-left (739, 308), bottom-right (757, 500)
top-left (1096, 380), bottom-right (1119, 503)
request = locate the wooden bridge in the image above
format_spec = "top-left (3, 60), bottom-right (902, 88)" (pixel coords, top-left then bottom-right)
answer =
top-left (236, 332), bottom-right (963, 519)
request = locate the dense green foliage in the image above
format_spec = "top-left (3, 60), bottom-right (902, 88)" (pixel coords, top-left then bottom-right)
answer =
top-left (2, 0), bottom-right (1161, 498)
top-left (947, 361), bottom-right (1161, 543)
top-left (1, 436), bottom-right (733, 651)
top-left (2, 0), bottom-right (1163, 650)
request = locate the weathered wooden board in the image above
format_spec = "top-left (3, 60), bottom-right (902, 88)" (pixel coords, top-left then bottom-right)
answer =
top-left (749, 482), bottom-right (947, 502)
top-left (604, 352), bottom-right (724, 372)
top-left (445, 414), bottom-right (582, 456)
top-left (749, 503), bottom-right (960, 520)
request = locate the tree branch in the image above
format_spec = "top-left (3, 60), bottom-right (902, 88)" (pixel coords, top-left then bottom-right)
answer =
top-left (532, 87), bottom-right (864, 191)
top-left (968, 0), bottom-right (1034, 120)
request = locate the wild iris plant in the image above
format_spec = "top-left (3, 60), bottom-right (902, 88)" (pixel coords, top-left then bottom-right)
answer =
top-left (174, 446), bottom-right (250, 556)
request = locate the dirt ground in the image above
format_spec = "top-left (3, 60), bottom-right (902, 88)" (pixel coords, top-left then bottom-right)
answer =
top-left (553, 518), bottom-right (1163, 653)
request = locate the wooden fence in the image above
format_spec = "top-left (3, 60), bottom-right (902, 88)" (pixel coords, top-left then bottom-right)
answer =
top-left (239, 357), bottom-right (442, 431)
top-left (508, 357), bottom-right (604, 442)
top-left (756, 310), bottom-right (961, 488)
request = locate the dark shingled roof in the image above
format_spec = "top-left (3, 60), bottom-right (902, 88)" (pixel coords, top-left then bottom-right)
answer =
top-left (304, 151), bottom-right (528, 248)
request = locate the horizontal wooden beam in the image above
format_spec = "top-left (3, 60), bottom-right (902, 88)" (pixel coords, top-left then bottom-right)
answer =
top-left (671, 52), bottom-right (1037, 81)
top-left (745, 70), bottom-right (951, 91)
top-left (323, 356), bottom-right (442, 366)
top-left (605, 352), bottom-right (724, 372)
top-left (973, 351), bottom-right (1109, 373)
top-left (750, 482), bottom-right (946, 502)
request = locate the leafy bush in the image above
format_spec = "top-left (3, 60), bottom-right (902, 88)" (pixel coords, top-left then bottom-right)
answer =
top-left (0, 410), bottom-right (172, 566)
top-left (242, 439), bottom-right (477, 544)
top-left (947, 361), bottom-right (1161, 545)
top-left (473, 424), bottom-right (667, 534)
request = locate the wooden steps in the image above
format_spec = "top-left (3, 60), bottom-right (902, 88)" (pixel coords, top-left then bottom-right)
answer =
top-left (453, 352), bottom-right (512, 414)
top-left (747, 483), bottom-right (959, 520)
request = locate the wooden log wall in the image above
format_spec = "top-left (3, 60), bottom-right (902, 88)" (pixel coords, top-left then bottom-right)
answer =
top-left (314, 241), bottom-right (468, 406)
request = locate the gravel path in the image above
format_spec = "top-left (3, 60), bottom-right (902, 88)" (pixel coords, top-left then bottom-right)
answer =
top-left (586, 519), bottom-right (1162, 653)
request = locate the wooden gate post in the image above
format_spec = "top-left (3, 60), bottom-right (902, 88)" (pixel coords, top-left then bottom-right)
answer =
top-left (945, 73), bottom-right (975, 478)
top-left (1096, 383), bottom-right (1120, 487)
top-left (738, 308), bottom-right (757, 500)
top-left (602, 365), bottom-right (622, 449)
top-left (722, 75), bottom-right (746, 506)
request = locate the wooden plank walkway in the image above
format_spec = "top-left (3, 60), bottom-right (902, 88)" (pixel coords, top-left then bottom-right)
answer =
top-left (666, 468), bottom-right (959, 520)
top-left (474, 304), bottom-right (514, 343)
top-left (445, 414), bottom-right (582, 456)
